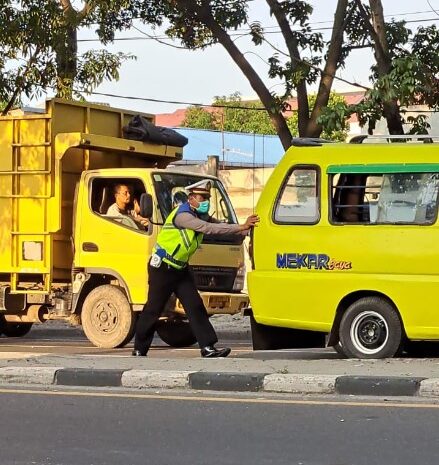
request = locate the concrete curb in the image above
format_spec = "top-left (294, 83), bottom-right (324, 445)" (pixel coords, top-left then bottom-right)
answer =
top-left (1, 367), bottom-right (438, 397)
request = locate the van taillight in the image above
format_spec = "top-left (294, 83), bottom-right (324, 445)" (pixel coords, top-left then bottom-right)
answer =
top-left (249, 227), bottom-right (255, 270)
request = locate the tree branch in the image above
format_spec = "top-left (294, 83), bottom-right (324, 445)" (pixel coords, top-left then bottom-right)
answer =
top-left (353, 0), bottom-right (390, 73)
top-left (59, 0), bottom-right (73, 14)
top-left (261, 34), bottom-right (370, 91)
top-left (265, 0), bottom-right (309, 136)
top-left (307, 0), bottom-right (349, 137)
top-left (78, 1), bottom-right (94, 21)
top-left (2, 47), bottom-right (41, 115)
top-left (180, 0), bottom-right (293, 149)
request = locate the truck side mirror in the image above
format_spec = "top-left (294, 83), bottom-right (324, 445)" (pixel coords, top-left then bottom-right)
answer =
top-left (139, 193), bottom-right (153, 218)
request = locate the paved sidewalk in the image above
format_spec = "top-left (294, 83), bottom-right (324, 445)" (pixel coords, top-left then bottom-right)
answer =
top-left (2, 315), bottom-right (439, 397)
top-left (1, 349), bottom-right (439, 397)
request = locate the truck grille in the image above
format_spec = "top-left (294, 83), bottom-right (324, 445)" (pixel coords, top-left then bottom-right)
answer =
top-left (190, 266), bottom-right (237, 292)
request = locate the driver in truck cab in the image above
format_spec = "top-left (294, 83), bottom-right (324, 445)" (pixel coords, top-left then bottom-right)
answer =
top-left (133, 179), bottom-right (260, 357)
top-left (107, 183), bottom-right (149, 228)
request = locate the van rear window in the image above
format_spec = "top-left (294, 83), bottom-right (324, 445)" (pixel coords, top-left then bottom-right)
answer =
top-left (274, 167), bottom-right (319, 224)
top-left (330, 172), bottom-right (439, 224)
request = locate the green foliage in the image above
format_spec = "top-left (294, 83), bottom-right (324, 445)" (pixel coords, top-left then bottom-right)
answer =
top-left (325, 14), bottom-right (439, 135)
top-left (182, 91), bottom-right (348, 141)
top-left (182, 106), bottom-right (217, 130)
top-left (0, 0), bottom-right (137, 111)
top-left (182, 92), bottom-right (276, 135)
top-left (292, 93), bottom-right (349, 141)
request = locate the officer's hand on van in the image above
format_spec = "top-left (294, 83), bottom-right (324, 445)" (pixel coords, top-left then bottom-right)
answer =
top-left (241, 214), bottom-right (260, 230)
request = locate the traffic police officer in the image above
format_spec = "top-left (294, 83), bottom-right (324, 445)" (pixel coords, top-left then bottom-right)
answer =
top-left (133, 179), bottom-right (259, 357)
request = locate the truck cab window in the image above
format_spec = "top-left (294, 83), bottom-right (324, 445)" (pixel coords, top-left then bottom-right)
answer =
top-left (274, 167), bottom-right (319, 224)
top-left (152, 172), bottom-right (237, 224)
top-left (331, 172), bottom-right (439, 225)
top-left (90, 178), bottom-right (149, 232)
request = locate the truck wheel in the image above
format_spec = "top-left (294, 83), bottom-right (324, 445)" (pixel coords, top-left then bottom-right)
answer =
top-left (1, 322), bottom-right (33, 337)
top-left (0, 315), bottom-right (5, 335)
top-left (81, 285), bottom-right (135, 349)
top-left (339, 297), bottom-right (402, 359)
top-left (156, 319), bottom-right (197, 347)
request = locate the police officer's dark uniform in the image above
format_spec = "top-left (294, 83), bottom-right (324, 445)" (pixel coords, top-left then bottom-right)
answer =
top-left (133, 179), bottom-right (256, 358)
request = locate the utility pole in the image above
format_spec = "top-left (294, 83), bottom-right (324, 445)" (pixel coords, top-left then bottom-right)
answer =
top-left (207, 155), bottom-right (219, 177)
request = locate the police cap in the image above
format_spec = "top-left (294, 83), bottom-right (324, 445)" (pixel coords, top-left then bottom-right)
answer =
top-left (185, 179), bottom-right (212, 198)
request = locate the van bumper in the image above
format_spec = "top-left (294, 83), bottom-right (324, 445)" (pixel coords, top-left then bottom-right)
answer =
top-left (176, 292), bottom-right (249, 315)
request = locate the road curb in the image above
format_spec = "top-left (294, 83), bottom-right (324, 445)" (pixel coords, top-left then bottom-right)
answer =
top-left (0, 367), bottom-right (438, 397)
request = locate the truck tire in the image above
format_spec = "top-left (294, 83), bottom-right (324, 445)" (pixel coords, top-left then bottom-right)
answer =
top-left (81, 285), bottom-right (135, 349)
top-left (156, 319), bottom-right (197, 347)
top-left (0, 315), bottom-right (5, 335)
top-left (339, 297), bottom-right (403, 359)
top-left (1, 322), bottom-right (33, 337)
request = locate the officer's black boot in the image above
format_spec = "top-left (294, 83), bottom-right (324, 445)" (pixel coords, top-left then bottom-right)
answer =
top-left (200, 345), bottom-right (231, 358)
top-left (131, 349), bottom-right (147, 357)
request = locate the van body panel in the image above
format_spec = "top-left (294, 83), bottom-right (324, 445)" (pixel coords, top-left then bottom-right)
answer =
top-left (249, 141), bottom-right (439, 342)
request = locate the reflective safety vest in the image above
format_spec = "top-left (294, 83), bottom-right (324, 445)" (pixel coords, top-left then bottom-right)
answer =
top-left (153, 203), bottom-right (204, 270)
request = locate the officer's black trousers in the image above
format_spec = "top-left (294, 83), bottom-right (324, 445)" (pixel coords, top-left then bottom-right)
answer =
top-left (134, 262), bottom-right (218, 354)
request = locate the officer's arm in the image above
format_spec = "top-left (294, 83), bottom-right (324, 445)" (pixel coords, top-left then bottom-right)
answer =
top-left (174, 212), bottom-right (247, 235)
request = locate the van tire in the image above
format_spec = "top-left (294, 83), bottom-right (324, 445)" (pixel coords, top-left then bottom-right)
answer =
top-left (339, 297), bottom-right (402, 359)
top-left (333, 342), bottom-right (347, 358)
top-left (81, 285), bottom-right (135, 349)
top-left (156, 319), bottom-right (197, 347)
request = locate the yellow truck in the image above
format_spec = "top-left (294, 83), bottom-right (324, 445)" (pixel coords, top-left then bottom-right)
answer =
top-left (0, 99), bottom-right (248, 348)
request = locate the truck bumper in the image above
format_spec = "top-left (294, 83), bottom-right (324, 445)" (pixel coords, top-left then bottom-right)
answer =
top-left (176, 292), bottom-right (249, 316)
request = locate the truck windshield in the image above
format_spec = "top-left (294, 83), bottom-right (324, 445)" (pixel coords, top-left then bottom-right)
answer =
top-left (152, 172), bottom-right (238, 224)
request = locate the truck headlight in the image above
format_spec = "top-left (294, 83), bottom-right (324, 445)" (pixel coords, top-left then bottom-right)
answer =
top-left (232, 262), bottom-right (246, 292)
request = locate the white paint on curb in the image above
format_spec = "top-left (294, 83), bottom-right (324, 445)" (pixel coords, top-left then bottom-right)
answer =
top-left (263, 374), bottom-right (337, 394)
top-left (0, 366), bottom-right (61, 385)
top-left (418, 378), bottom-right (439, 397)
top-left (121, 370), bottom-right (196, 389)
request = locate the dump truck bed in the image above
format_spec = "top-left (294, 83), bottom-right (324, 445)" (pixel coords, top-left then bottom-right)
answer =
top-left (0, 99), bottom-right (183, 292)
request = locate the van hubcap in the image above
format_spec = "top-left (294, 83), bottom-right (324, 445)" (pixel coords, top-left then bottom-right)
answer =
top-left (350, 311), bottom-right (389, 355)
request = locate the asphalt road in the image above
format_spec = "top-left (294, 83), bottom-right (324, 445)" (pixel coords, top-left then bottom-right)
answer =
top-left (1, 388), bottom-right (439, 465)
top-left (0, 325), bottom-right (254, 358)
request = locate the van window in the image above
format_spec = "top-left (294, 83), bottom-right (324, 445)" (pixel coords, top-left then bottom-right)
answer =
top-left (331, 172), bottom-right (439, 224)
top-left (274, 167), bottom-right (319, 224)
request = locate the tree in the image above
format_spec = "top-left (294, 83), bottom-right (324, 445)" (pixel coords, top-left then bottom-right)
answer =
top-left (182, 106), bottom-right (217, 130)
top-left (287, 92), bottom-right (349, 141)
top-left (0, 0), bottom-right (139, 114)
top-left (320, 1), bottom-right (439, 135)
top-left (182, 91), bottom-right (348, 141)
top-left (135, 0), bottom-right (354, 149)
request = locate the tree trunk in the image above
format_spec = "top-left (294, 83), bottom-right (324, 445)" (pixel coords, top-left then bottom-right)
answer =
top-left (181, 0), bottom-right (292, 150)
top-left (55, 24), bottom-right (78, 98)
top-left (307, 0), bottom-right (348, 137)
top-left (355, 0), bottom-right (404, 135)
top-left (266, 0), bottom-right (309, 137)
top-left (368, 0), bottom-right (403, 135)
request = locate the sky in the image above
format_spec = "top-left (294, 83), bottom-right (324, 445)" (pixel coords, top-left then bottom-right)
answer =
top-left (40, 1), bottom-right (439, 115)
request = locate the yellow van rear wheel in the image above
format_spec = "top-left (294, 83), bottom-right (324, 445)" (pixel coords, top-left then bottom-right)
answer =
top-left (81, 285), bottom-right (135, 349)
top-left (339, 297), bottom-right (402, 359)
